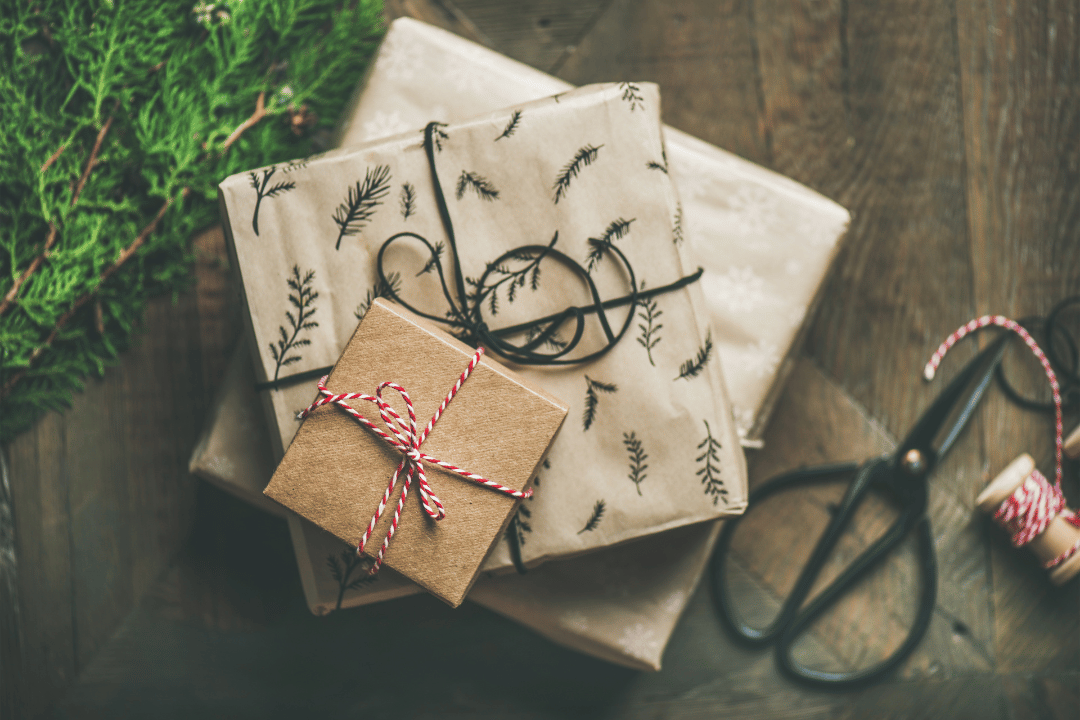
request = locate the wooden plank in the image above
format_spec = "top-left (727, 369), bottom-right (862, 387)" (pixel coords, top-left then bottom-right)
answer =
top-left (554, 0), bottom-right (771, 165)
top-left (449, 0), bottom-right (612, 73)
top-left (384, 0), bottom-right (492, 46)
top-left (6, 408), bottom-right (77, 719)
top-left (955, 0), bottom-right (1080, 675)
top-left (751, 0), bottom-right (998, 678)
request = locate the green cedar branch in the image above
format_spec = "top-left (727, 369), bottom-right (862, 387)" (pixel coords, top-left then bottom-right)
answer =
top-left (2, 190), bottom-right (186, 399)
top-left (0, 110), bottom-right (117, 318)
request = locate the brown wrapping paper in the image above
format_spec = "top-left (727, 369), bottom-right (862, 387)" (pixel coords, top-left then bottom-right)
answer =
top-left (265, 299), bottom-right (568, 606)
top-left (219, 82), bottom-right (748, 575)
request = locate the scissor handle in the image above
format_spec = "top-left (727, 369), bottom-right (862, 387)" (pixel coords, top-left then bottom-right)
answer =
top-left (710, 458), bottom-right (937, 688)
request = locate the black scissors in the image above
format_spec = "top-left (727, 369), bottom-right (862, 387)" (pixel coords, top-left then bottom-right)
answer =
top-left (710, 331), bottom-right (1013, 689)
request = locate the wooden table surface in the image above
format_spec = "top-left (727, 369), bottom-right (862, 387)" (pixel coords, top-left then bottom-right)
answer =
top-left (4, 1), bottom-right (1079, 718)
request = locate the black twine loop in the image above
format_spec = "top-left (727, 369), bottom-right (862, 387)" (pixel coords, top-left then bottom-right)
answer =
top-left (374, 122), bottom-right (703, 366)
top-left (256, 120), bottom-right (702, 389)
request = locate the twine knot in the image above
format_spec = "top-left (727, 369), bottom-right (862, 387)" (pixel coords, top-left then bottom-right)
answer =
top-left (297, 347), bottom-right (532, 573)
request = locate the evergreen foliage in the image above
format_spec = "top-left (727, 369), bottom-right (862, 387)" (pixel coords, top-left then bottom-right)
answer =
top-left (0, 0), bottom-right (384, 441)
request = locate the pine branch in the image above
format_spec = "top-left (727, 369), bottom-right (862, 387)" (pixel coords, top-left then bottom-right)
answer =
top-left (696, 420), bottom-right (727, 505)
top-left (270, 266), bottom-right (319, 381)
top-left (333, 164), bottom-right (392, 250)
top-left (2, 191), bottom-right (186, 399)
top-left (623, 432), bottom-right (648, 496)
top-left (675, 331), bottom-right (713, 381)
top-left (578, 500), bottom-right (606, 534)
top-left (553, 144), bottom-right (603, 204)
top-left (585, 217), bottom-right (635, 273)
top-left (620, 82), bottom-right (645, 111)
top-left (582, 375), bottom-right (618, 431)
top-left (355, 271), bottom-right (401, 319)
top-left (456, 170), bottom-right (500, 201)
top-left (399, 182), bottom-right (416, 220)
top-left (495, 109), bottom-right (522, 141)
top-left (636, 281), bottom-right (663, 366)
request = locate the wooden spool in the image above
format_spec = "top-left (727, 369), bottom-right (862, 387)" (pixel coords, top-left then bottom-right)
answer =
top-left (976, 454), bottom-right (1080, 586)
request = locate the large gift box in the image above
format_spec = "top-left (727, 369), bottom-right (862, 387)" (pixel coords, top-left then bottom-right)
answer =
top-left (219, 81), bottom-right (748, 574)
top-left (264, 299), bottom-right (568, 606)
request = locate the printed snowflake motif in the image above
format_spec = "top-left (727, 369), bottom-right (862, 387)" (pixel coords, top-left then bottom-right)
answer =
top-left (725, 185), bottom-right (779, 232)
top-left (710, 266), bottom-right (767, 314)
top-left (660, 590), bottom-right (687, 615)
top-left (446, 65), bottom-right (486, 95)
top-left (732, 404), bottom-right (756, 439)
top-left (742, 340), bottom-right (780, 379)
top-left (561, 611), bottom-right (591, 633)
top-left (362, 111), bottom-right (411, 142)
top-left (377, 32), bottom-right (419, 82)
top-left (616, 622), bottom-right (662, 660)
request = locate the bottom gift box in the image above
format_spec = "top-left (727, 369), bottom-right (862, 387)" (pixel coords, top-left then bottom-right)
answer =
top-left (191, 343), bottom-right (721, 670)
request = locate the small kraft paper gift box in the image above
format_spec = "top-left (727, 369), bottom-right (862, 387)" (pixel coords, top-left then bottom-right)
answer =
top-left (219, 81), bottom-right (749, 575)
top-left (263, 298), bottom-right (568, 606)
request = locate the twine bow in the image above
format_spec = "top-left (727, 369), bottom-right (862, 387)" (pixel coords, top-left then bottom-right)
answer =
top-left (298, 347), bottom-right (532, 573)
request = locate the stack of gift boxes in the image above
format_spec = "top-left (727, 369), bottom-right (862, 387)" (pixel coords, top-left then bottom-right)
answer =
top-left (191, 18), bottom-right (849, 670)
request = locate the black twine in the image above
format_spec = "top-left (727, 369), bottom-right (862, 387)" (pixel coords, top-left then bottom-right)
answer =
top-left (257, 120), bottom-right (703, 391)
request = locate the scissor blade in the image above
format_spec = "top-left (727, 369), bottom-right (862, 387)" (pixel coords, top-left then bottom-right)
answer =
top-left (897, 332), bottom-right (1011, 466)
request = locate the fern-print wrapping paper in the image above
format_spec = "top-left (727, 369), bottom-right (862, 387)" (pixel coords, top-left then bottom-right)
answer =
top-left (219, 82), bottom-right (747, 573)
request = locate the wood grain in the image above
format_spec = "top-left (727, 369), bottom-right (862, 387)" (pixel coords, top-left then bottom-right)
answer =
top-left (956, 0), bottom-right (1080, 675)
top-left (555, 0), bottom-right (771, 164)
top-left (6, 0), bottom-right (1080, 717)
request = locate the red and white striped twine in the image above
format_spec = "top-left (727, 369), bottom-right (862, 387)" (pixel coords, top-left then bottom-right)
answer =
top-left (297, 347), bottom-right (531, 573)
top-left (925, 315), bottom-right (1080, 568)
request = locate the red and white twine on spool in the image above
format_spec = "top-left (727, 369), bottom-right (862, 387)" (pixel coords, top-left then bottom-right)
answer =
top-left (298, 347), bottom-right (532, 573)
top-left (926, 315), bottom-right (1080, 583)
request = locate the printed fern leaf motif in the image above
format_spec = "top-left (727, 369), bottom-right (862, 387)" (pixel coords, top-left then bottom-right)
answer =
top-left (696, 420), bottom-right (727, 505)
top-left (332, 164), bottom-right (392, 250)
top-left (526, 323), bottom-right (567, 351)
top-left (583, 375), bottom-right (618, 431)
top-left (465, 232), bottom-right (556, 317)
top-left (354, 271), bottom-right (402, 319)
top-left (495, 109), bottom-right (521, 141)
top-left (578, 500), bottom-right (606, 534)
top-left (416, 241), bottom-right (445, 276)
top-left (636, 280), bottom-right (663, 366)
top-left (623, 432), bottom-right (648, 496)
top-left (553, 144), bottom-right (603, 204)
top-left (675, 330), bottom-right (713, 381)
top-left (585, 217), bottom-right (635, 273)
top-left (673, 203), bottom-right (684, 246)
top-left (456, 171), bottom-right (500, 201)
top-left (423, 122), bottom-right (449, 152)
top-left (249, 166), bottom-right (296, 236)
top-left (647, 149), bottom-right (669, 173)
top-left (620, 82), bottom-right (645, 111)
top-left (508, 459), bottom-right (546, 548)
top-left (327, 548), bottom-right (377, 611)
top-left (283, 159), bottom-right (309, 173)
top-left (268, 266), bottom-right (318, 381)
top-left (399, 182), bottom-right (416, 220)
